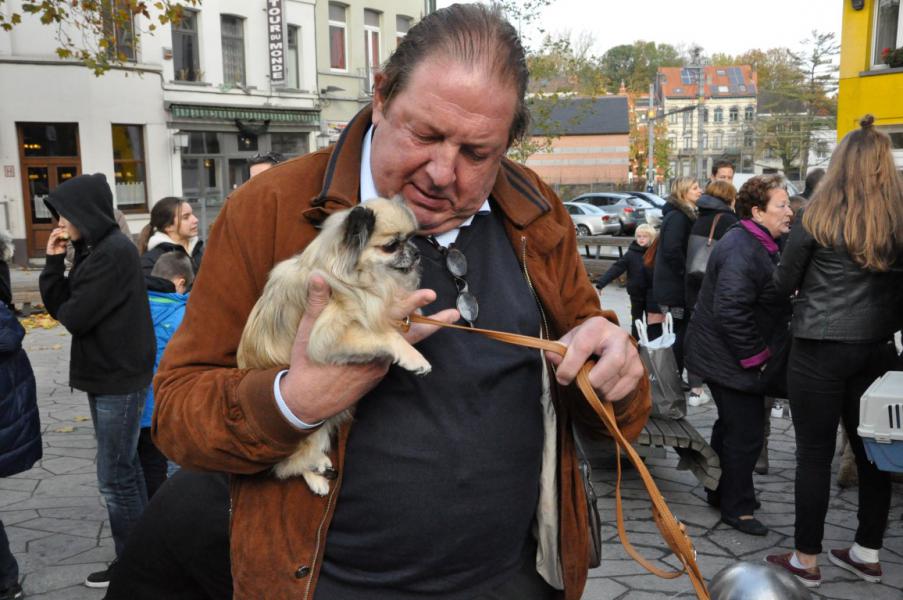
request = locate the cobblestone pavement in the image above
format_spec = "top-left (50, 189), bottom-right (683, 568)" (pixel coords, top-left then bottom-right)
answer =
top-left (1, 273), bottom-right (901, 599)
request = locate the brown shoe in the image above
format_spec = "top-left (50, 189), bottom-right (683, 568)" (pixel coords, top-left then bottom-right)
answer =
top-left (765, 553), bottom-right (821, 588)
top-left (829, 548), bottom-right (882, 583)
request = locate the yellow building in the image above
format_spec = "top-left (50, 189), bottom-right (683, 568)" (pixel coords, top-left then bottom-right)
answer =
top-left (838, 0), bottom-right (903, 169)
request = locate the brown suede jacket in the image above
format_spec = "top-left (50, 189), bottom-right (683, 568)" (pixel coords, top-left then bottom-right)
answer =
top-left (153, 106), bottom-right (651, 600)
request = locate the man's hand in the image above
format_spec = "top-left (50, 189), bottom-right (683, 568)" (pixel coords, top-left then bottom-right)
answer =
top-left (279, 274), bottom-right (458, 424)
top-left (46, 227), bottom-right (69, 256)
top-left (545, 316), bottom-right (644, 402)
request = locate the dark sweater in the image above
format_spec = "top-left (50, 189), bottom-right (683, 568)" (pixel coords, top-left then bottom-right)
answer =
top-left (39, 173), bottom-right (155, 395)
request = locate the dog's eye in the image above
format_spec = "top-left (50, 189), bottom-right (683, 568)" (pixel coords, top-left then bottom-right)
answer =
top-left (381, 240), bottom-right (401, 253)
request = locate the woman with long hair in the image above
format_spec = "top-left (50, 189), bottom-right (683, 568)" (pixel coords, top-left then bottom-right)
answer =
top-left (138, 198), bottom-right (203, 277)
top-left (685, 175), bottom-right (792, 536)
top-left (766, 116), bottom-right (903, 588)
top-left (653, 176), bottom-right (701, 381)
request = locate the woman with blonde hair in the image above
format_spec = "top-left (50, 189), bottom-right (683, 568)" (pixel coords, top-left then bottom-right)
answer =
top-left (766, 116), bottom-right (903, 588)
top-left (653, 176), bottom-right (701, 375)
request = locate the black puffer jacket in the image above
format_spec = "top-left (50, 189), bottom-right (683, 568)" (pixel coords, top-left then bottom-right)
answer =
top-left (774, 220), bottom-right (903, 342)
top-left (686, 221), bottom-right (792, 393)
top-left (39, 174), bottom-right (155, 395)
top-left (653, 197), bottom-right (696, 307)
top-left (594, 241), bottom-right (657, 311)
top-left (0, 304), bottom-right (40, 478)
top-left (140, 232), bottom-right (204, 277)
top-left (685, 195), bottom-right (738, 310)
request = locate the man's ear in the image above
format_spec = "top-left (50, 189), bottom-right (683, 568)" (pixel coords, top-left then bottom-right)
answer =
top-left (371, 71), bottom-right (387, 126)
top-left (342, 206), bottom-right (376, 266)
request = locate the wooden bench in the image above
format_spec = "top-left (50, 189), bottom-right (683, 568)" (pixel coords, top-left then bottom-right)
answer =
top-left (576, 235), bottom-right (634, 279)
top-left (635, 414), bottom-right (721, 490)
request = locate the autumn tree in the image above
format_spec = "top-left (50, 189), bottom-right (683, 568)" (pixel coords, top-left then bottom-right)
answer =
top-left (0, 0), bottom-right (199, 75)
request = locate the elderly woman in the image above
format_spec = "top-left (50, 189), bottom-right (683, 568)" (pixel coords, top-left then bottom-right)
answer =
top-left (685, 175), bottom-right (793, 536)
top-left (766, 116), bottom-right (903, 588)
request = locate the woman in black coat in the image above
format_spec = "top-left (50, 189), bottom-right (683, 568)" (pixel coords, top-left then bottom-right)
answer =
top-left (653, 176), bottom-right (701, 372)
top-left (766, 117), bottom-right (903, 587)
top-left (0, 303), bottom-right (40, 598)
top-left (138, 197), bottom-right (204, 277)
top-left (685, 175), bottom-right (793, 536)
top-left (684, 180), bottom-right (738, 311)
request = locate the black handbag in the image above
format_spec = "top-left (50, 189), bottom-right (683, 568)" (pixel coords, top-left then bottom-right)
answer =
top-left (685, 213), bottom-right (723, 282)
top-left (572, 422), bottom-right (602, 568)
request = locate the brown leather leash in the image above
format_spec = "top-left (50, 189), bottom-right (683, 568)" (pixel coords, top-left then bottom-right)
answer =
top-left (404, 314), bottom-right (711, 600)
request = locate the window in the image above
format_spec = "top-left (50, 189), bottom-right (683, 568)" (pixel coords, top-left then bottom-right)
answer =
top-left (329, 3), bottom-right (347, 70)
top-left (221, 15), bottom-right (245, 86)
top-left (173, 9), bottom-right (200, 81)
top-left (745, 106), bottom-right (754, 121)
top-left (364, 9), bottom-right (381, 93)
top-left (237, 133), bottom-right (257, 152)
top-left (286, 25), bottom-right (301, 89)
top-left (682, 111), bottom-right (692, 127)
top-left (702, 107), bottom-right (709, 123)
top-left (873, 0), bottom-right (902, 66)
top-left (668, 111), bottom-right (678, 124)
top-left (714, 132), bottom-right (723, 148)
top-left (702, 133), bottom-right (708, 149)
top-left (396, 15), bottom-right (412, 47)
top-left (714, 107), bottom-right (723, 123)
top-left (683, 134), bottom-right (692, 150)
top-left (111, 125), bottom-right (147, 210)
top-left (102, 0), bottom-right (136, 61)
top-left (20, 123), bottom-right (79, 157)
top-left (272, 132), bottom-right (309, 157)
top-left (743, 130), bottom-right (754, 148)
top-left (186, 132), bottom-right (220, 154)
top-left (729, 106), bottom-right (739, 122)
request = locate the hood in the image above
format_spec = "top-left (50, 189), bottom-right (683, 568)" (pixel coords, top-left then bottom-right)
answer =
top-left (696, 194), bottom-right (734, 213)
top-left (663, 196), bottom-right (697, 221)
top-left (628, 241), bottom-right (646, 254)
top-left (146, 274), bottom-right (177, 293)
top-left (148, 290), bottom-right (189, 321)
top-left (44, 173), bottom-right (117, 245)
top-left (147, 230), bottom-right (201, 256)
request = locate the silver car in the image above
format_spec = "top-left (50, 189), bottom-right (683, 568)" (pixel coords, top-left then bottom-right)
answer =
top-left (564, 202), bottom-right (621, 236)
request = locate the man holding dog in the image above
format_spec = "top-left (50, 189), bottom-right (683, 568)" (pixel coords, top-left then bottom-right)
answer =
top-left (154, 4), bottom-right (649, 599)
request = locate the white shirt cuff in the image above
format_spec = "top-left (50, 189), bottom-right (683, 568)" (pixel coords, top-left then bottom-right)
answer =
top-left (273, 370), bottom-right (325, 430)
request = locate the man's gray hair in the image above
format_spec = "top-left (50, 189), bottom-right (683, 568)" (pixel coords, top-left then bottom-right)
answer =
top-left (150, 253), bottom-right (195, 288)
top-left (377, 3), bottom-right (530, 146)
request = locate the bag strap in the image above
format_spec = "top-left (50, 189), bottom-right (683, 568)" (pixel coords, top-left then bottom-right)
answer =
top-left (404, 315), bottom-right (711, 600)
top-left (706, 213), bottom-right (723, 246)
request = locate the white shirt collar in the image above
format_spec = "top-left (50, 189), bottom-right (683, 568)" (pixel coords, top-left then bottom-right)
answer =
top-left (359, 125), bottom-right (490, 246)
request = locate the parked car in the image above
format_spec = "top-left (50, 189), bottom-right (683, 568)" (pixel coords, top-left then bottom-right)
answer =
top-left (732, 173), bottom-right (801, 196)
top-left (629, 192), bottom-right (667, 226)
top-left (570, 192), bottom-right (651, 234)
top-left (564, 202), bottom-right (621, 236)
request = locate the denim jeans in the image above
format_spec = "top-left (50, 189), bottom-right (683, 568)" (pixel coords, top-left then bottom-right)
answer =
top-left (88, 390), bottom-right (149, 557)
top-left (788, 338), bottom-right (896, 554)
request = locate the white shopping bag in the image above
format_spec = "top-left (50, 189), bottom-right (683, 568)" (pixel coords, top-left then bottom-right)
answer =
top-left (635, 313), bottom-right (686, 419)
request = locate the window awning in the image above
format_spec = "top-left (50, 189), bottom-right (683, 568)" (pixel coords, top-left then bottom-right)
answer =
top-left (169, 104), bottom-right (319, 124)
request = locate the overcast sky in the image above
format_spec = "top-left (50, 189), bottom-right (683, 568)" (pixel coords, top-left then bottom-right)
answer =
top-left (435, 0), bottom-right (844, 58)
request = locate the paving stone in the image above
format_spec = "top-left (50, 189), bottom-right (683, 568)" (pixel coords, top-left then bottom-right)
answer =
top-left (581, 575), bottom-right (628, 598)
top-left (21, 562), bottom-right (106, 595)
top-left (26, 533), bottom-right (99, 564)
top-left (15, 516), bottom-right (102, 539)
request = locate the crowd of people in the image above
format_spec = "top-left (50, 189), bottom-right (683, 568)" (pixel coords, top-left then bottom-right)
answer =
top-left (0, 3), bottom-right (900, 599)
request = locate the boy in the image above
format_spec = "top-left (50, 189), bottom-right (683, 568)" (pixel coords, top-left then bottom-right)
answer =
top-left (594, 224), bottom-right (658, 339)
top-left (39, 173), bottom-right (155, 588)
top-left (137, 253), bottom-right (194, 499)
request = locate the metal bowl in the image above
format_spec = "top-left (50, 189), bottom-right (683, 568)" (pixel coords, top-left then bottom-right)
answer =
top-left (710, 562), bottom-right (812, 600)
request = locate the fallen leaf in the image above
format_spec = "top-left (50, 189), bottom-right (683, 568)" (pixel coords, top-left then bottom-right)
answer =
top-left (54, 426), bottom-right (75, 433)
top-left (74, 416), bottom-right (90, 422)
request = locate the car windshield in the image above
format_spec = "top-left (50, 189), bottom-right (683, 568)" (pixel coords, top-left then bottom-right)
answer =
top-left (574, 203), bottom-right (605, 214)
top-left (642, 194), bottom-right (666, 207)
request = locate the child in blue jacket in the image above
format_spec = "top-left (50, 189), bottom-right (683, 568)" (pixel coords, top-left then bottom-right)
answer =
top-left (137, 253), bottom-right (194, 498)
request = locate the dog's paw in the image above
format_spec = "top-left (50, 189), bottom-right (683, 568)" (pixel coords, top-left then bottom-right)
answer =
top-left (302, 471), bottom-right (332, 496)
top-left (397, 353), bottom-right (431, 376)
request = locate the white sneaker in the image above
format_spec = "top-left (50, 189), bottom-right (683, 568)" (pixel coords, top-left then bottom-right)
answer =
top-left (688, 390), bottom-right (710, 407)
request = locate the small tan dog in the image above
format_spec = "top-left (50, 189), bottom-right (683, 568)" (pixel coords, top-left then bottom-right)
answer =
top-left (237, 197), bottom-right (430, 495)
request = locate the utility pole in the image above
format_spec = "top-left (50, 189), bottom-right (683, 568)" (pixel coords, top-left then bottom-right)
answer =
top-left (646, 82), bottom-right (655, 192)
top-left (691, 49), bottom-right (706, 183)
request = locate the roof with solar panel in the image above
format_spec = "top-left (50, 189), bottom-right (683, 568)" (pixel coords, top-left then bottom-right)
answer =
top-left (656, 65), bottom-right (757, 99)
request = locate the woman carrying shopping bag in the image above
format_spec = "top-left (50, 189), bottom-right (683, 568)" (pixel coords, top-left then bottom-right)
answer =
top-left (685, 175), bottom-right (793, 536)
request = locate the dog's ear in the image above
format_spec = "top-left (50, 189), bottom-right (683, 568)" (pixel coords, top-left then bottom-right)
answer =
top-left (342, 205), bottom-right (376, 263)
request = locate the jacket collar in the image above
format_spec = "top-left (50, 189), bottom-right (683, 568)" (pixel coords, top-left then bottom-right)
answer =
top-left (304, 105), bottom-right (552, 235)
top-left (740, 219), bottom-right (779, 254)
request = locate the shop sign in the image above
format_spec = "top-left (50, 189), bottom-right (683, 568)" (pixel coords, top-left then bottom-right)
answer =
top-left (267, 0), bottom-right (286, 86)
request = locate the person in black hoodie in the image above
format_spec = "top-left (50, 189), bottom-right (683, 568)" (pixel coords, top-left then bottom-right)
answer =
top-left (38, 173), bottom-right (155, 590)
top-left (594, 224), bottom-right (658, 339)
top-left (653, 176), bottom-right (701, 373)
